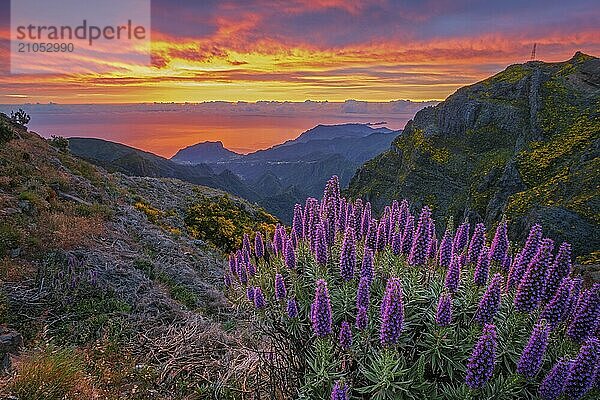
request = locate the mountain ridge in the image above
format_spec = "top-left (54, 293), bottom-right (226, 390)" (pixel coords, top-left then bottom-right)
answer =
top-left (347, 52), bottom-right (600, 260)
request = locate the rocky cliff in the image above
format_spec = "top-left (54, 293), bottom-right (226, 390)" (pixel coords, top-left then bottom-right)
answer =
top-left (347, 52), bottom-right (599, 261)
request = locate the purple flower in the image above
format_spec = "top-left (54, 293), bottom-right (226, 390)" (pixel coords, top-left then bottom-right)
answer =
top-left (444, 255), bottom-right (461, 293)
top-left (287, 298), bottom-right (298, 318)
top-left (565, 277), bottom-right (583, 322)
top-left (356, 276), bottom-right (371, 310)
top-left (236, 258), bottom-right (248, 286)
top-left (465, 324), bottom-right (497, 389)
top-left (285, 239), bottom-right (296, 270)
top-left (514, 238), bottom-right (554, 313)
top-left (253, 287), bottom-right (266, 309)
top-left (473, 246), bottom-right (491, 286)
top-left (339, 227), bottom-right (356, 281)
top-left (242, 233), bottom-right (251, 256)
top-left (338, 321), bottom-right (353, 350)
top-left (438, 231), bottom-right (453, 269)
top-left (566, 283), bottom-right (600, 343)
top-left (408, 206), bottom-right (432, 267)
top-left (519, 224), bottom-right (543, 268)
top-left (380, 277), bottom-right (405, 346)
top-left (506, 250), bottom-right (526, 291)
top-left (489, 221), bottom-right (509, 263)
top-left (391, 229), bottom-right (402, 255)
top-left (436, 293), bottom-right (453, 327)
top-left (539, 278), bottom-right (571, 330)
top-left (228, 253), bottom-right (237, 276)
top-left (292, 203), bottom-right (304, 239)
top-left (314, 223), bottom-right (328, 266)
top-left (355, 306), bottom-right (368, 330)
top-left (366, 219), bottom-right (377, 250)
top-left (475, 273), bottom-right (503, 325)
top-left (254, 232), bottom-right (264, 259)
top-left (246, 286), bottom-right (255, 302)
top-left (539, 358), bottom-right (571, 400)
top-left (501, 251), bottom-right (513, 272)
top-left (275, 273), bottom-right (287, 300)
top-left (360, 248), bottom-right (374, 285)
top-left (247, 262), bottom-right (256, 277)
top-left (452, 222), bottom-right (470, 254)
top-left (361, 203), bottom-right (371, 239)
top-left (376, 218), bottom-right (388, 252)
top-left (468, 223), bottom-right (486, 264)
top-left (311, 279), bottom-right (333, 337)
top-left (517, 321), bottom-right (550, 378)
top-left (543, 242), bottom-right (572, 304)
top-left (401, 215), bottom-right (414, 255)
top-left (563, 337), bottom-right (600, 400)
top-left (330, 380), bottom-right (349, 400)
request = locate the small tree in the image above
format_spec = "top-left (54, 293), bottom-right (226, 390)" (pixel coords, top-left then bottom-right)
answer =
top-left (10, 109), bottom-right (31, 126)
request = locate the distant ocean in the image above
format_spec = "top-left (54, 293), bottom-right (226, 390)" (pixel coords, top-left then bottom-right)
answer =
top-left (0, 102), bottom-right (435, 157)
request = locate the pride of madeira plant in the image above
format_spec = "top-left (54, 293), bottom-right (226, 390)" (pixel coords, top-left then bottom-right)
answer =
top-left (224, 176), bottom-right (599, 400)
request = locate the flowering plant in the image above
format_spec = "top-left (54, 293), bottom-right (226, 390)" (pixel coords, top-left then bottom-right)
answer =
top-left (225, 176), bottom-right (599, 400)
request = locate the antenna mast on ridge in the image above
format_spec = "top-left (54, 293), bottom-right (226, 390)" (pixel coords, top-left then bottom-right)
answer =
top-left (530, 43), bottom-right (537, 61)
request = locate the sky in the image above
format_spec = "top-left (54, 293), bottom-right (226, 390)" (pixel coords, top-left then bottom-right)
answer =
top-left (1, 0), bottom-right (599, 104)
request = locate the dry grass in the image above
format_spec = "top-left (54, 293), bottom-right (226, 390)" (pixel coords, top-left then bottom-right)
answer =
top-left (45, 213), bottom-right (105, 250)
top-left (4, 346), bottom-right (98, 400)
top-left (0, 257), bottom-right (35, 281)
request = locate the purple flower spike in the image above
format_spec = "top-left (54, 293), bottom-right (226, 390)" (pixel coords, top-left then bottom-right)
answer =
top-left (253, 287), bottom-right (266, 309)
top-left (489, 221), bottom-right (509, 263)
top-left (473, 246), bottom-right (491, 286)
top-left (566, 283), bottom-right (600, 343)
top-left (543, 242), bottom-right (572, 304)
top-left (465, 324), bottom-right (497, 389)
top-left (517, 321), bottom-right (550, 378)
top-left (292, 203), bottom-right (304, 239)
top-left (314, 223), bottom-right (328, 266)
top-left (242, 233), bottom-right (251, 256)
top-left (514, 238), bottom-right (554, 313)
top-left (356, 276), bottom-right (371, 310)
top-left (246, 286), bottom-right (255, 302)
top-left (539, 278), bottom-right (571, 330)
top-left (285, 239), bottom-right (296, 270)
top-left (376, 218), bottom-right (388, 252)
top-left (563, 338), bottom-right (600, 400)
top-left (539, 358), bottom-right (571, 400)
top-left (366, 219), bottom-right (377, 250)
top-left (275, 273), bottom-right (287, 300)
top-left (438, 231), bottom-right (453, 269)
top-left (565, 277), bottom-right (583, 322)
top-left (228, 253), bottom-right (237, 276)
top-left (254, 232), bottom-right (264, 259)
top-left (287, 298), bottom-right (298, 318)
top-left (338, 321), bottom-right (353, 350)
top-left (360, 248), bottom-right (374, 285)
top-left (355, 306), bottom-right (368, 330)
top-left (330, 380), bottom-right (349, 400)
top-left (247, 262), bottom-right (256, 277)
top-left (339, 227), bottom-right (356, 281)
top-left (468, 223), bottom-right (486, 264)
top-left (236, 259), bottom-right (248, 286)
top-left (408, 206), bottom-right (432, 267)
top-left (475, 273), bottom-right (503, 325)
top-left (452, 222), bottom-right (470, 254)
top-left (436, 293), bottom-right (453, 327)
top-left (311, 279), bottom-right (333, 337)
top-left (391, 229), bottom-right (402, 255)
top-left (380, 277), bottom-right (405, 346)
top-left (444, 255), bottom-right (461, 293)
top-left (401, 214), bottom-right (414, 254)
top-left (361, 204), bottom-right (371, 239)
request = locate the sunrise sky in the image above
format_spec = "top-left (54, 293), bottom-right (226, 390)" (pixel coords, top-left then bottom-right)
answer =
top-left (1, 0), bottom-right (599, 104)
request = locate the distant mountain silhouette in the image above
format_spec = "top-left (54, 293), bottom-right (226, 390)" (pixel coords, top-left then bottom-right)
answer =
top-left (171, 141), bottom-right (240, 164)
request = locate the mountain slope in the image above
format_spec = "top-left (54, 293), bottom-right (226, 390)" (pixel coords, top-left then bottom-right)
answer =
top-left (68, 137), bottom-right (259, 201)
top-left (347, 52), bottom-right (600, 260)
